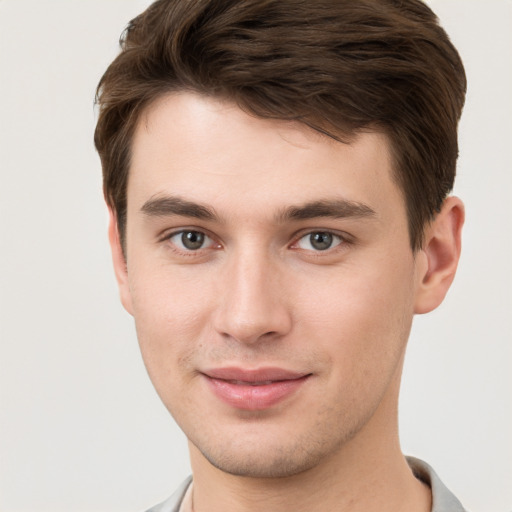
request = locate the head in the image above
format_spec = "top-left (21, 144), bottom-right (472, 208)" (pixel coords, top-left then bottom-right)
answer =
top-left (94, 0), bottom-right (466, 479)
top-left (95, 0), bottom-right (466, 254)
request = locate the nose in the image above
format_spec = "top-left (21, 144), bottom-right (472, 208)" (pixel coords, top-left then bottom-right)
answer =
top-left (213, 250), bottom-right (293, 345)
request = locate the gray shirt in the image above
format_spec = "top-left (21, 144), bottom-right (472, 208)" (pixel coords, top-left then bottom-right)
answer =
top-left (146, 456), bottom-right (466, 512)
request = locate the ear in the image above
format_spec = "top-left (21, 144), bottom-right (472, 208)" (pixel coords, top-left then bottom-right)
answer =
top-left (108, 208), bottom-right (134, 316)
top-left (414, 196), bottom-right (465, 314)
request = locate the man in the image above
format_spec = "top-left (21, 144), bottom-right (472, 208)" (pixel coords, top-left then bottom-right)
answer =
top-left (94, 1), bottom-right (466, 511)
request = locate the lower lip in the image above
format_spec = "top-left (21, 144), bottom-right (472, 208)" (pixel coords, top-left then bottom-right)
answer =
top-left (204, 375), bottom-right (310, 411)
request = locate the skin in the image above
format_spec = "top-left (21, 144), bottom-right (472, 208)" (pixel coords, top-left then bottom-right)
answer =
top-left (109, 92), bottom-right (464, 512)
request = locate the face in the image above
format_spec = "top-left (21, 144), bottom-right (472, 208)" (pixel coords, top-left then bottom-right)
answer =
top-left (115, 93), bottom-right (428, 478)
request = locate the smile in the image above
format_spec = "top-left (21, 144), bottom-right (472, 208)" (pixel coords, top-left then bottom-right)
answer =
top-left (202, 367), bottom-right (311, 411)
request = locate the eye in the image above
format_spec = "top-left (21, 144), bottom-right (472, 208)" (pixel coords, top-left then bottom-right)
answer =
top-left (168, 230), bottom-right (216, 251)
top-left (295, 231), bottom-right (343, 251)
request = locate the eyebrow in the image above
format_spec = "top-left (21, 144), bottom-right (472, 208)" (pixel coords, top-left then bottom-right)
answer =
top-left (141, 195), bottom-right (217, 220)
top-left (276, 199), bottom-right (376, 222)
top-left (140, 195), bottom-right (376, 223)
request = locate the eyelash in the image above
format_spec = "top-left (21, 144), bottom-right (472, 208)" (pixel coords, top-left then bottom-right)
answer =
top-left (160, 229), bottom-right (220, 254)
top-left (291, 231), bottom-right (345, 252)
top-left (160, 228), bottom-right (351, 256)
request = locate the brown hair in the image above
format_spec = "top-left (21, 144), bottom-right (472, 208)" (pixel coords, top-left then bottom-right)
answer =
top-left (94, 0), bottom-right (466, 251)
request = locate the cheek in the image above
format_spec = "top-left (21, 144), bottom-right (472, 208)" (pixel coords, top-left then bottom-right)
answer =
top-left (300, 258), bottom-right (415, 382)
top-left (128, 265), bottom-right (215, 386)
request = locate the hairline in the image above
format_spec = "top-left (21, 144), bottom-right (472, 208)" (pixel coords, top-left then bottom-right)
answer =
top-left (111, 89), bottom-right (425, 256)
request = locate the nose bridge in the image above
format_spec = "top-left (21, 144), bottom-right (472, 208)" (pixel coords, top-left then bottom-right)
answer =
top-left (214, 243), bottom-right (291, 344)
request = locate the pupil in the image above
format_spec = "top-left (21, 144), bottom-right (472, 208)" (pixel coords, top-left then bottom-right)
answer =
top-left (182, 231), bottom-right (204, 250)
top-left (310, 232), bottom-right (332, 250)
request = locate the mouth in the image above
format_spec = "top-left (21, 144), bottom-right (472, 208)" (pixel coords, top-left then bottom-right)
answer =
top-left (201, 367), bottom-right (312, 411)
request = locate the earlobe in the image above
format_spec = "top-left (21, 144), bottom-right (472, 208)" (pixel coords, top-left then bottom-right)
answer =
top-left (414, 196), bottom-right (465, 315)
top-left (108, 208), bottom-right (134, 316)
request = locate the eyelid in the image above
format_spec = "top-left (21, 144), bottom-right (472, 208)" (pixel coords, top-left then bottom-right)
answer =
top-left (159, 225), bottom-right (213, 241)
top-left (159, 227), bottom-right (222, 251)
top-left (157, 226), bottom-right (352, 254)
top-left (289, 229), bottom-right (352, 252)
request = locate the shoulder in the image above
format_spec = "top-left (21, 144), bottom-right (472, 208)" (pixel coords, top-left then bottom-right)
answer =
top-left (407, 456), bottom-right (467, 512)
top-left (144, 476), bottom-right (192, 512)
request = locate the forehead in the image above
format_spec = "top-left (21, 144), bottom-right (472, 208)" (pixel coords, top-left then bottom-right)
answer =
top-left (128, 92), bottom-right (404, 221)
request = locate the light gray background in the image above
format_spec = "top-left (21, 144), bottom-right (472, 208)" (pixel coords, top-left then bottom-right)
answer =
top-left (0, 1), bottom-right (510, 511)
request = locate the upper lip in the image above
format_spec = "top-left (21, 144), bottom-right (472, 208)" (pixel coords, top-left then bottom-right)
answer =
top-left (202, 367), bottom-right (310, 383)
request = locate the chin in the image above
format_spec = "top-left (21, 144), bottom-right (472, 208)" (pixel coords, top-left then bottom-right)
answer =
top-left (188, 421), bottom-right (352, 479)
top-left (200, 444), bottom-right (324, 478)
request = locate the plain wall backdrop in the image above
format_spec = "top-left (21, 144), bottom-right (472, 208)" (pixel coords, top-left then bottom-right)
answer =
top-left (0, 1), bottom-right (510, 511)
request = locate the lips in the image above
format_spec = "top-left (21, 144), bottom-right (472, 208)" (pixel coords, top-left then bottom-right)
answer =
top-left (202, 367), bottom-right (311, 410)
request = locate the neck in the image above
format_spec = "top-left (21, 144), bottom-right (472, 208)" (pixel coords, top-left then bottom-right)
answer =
top-left (188, 366), bottom-right (431, 512)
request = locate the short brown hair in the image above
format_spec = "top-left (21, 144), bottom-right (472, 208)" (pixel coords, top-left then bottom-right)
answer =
top-left (94, 0), bottom-right (466, 251)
